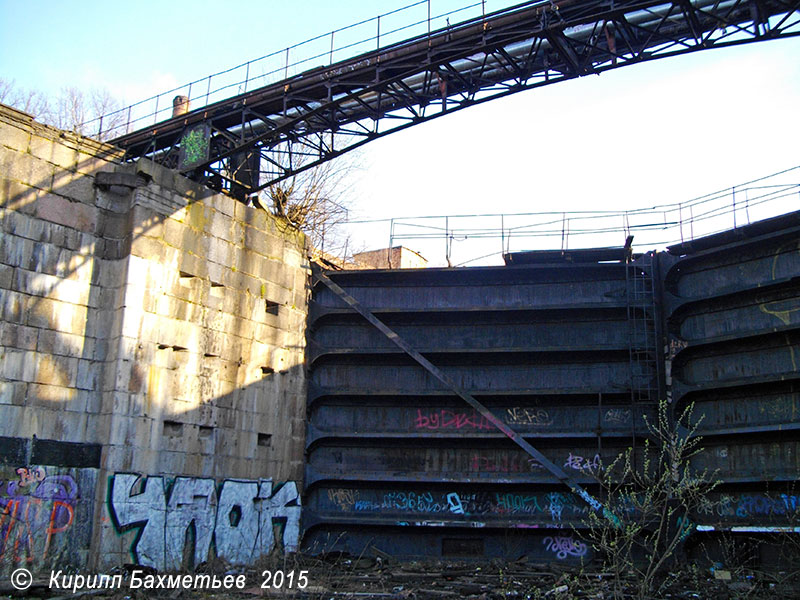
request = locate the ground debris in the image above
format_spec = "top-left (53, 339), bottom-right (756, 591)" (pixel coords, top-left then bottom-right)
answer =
top-left (76, 555), bottom-right (800, 600)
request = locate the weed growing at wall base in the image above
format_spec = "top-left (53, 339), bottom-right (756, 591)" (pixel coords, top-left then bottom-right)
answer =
top-left (583, 399), bottom-right (719, 600)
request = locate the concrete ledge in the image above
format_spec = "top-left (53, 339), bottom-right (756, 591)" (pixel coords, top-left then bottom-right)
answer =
top-left (95, 171), bottom-right (148, 190)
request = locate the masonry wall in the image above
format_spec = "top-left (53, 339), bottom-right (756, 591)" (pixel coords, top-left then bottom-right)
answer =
top-left (0, 104), bottom-right (309, 573)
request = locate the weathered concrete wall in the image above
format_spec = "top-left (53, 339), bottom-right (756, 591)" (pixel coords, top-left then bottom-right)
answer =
top-left (0, 104), bottom-right (309, 572)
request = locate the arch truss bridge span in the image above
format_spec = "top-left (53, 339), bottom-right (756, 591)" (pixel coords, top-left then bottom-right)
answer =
top-left (112, 0), bottom-right (800, 198)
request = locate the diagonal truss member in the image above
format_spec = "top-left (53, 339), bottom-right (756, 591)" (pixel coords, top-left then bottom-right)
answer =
top-left (111, 0), bottom-right (800, 199)
top-left (313, 267), bottom-right (620, 526)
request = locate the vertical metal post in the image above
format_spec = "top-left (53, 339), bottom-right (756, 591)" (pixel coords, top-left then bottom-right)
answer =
top-left (187, 83), bottom-right (193, 105)
top-left (500, 214), bottom-right (505, 258)
top-left (97, 114), bottom-right (103, 139)
top-left (445, 216), bottom-right (451, 267)
top-left (388, 218), bottom-right (395, 268)
top-left (153, 95), bottom-right (159, 125)
top-left (732, 186), bottom-right (737, 228)
top-left (126, 106), bottom-right (132, 135)
top-left (206, 75), bottom-right (212, 106)
top-left (330, 31), bottom-right (335, 64)
top-left (377, 15), bottom-right (381, 49)
top-left (244, 62), bottom-right (250, 93)
top-left (745, 188), bottom-right (751, 224)
top-left (285, 47), bottom-right (290, 80)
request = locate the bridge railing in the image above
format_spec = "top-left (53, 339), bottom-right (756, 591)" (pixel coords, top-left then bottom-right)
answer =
top-left (339, 166), bottom-right (800, 267)
top-left (83, 0), bottom-right (514, 141)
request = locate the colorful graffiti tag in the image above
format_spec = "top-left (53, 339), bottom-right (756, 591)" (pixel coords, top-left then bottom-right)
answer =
top-left (0, 467), bottom-right (79, 568)
top-left (109, 474), bottom-right (301, 571)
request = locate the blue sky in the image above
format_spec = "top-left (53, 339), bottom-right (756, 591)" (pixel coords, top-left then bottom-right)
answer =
top-left (2, 1), bottom-right (799, 264)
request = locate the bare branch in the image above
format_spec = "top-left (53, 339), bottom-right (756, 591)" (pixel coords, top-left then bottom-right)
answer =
top-left (0, 78), bottom-right (54, 122)
top-left (264, 143), bottom-right (361, 259)
top-left (0, 78), bottom-right (124, 141)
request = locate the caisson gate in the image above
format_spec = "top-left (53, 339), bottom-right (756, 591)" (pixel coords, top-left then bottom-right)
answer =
top-left (304, 212), bottom-right (800, 563)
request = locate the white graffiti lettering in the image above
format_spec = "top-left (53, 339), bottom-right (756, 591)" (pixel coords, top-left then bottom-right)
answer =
top-left (109, 474), bottom-right (300, 570)
top-left (563, 453), bottom-right (602, 473)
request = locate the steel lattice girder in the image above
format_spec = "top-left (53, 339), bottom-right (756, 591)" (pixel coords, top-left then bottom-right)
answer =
top-left (111, 0), bottom-right (800, 196)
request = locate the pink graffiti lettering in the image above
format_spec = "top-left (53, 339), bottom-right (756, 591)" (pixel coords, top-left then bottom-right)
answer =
top-left (414, 409), bottom-right (493, 431)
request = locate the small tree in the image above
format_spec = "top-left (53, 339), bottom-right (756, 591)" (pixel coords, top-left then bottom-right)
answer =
top-left (584, 400), bottom-right (718, 599)
top-left (265, 150), bottom-right (360, 260)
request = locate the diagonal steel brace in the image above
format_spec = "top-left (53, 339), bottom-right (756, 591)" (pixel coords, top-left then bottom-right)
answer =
top-left (313, 268), bottom-right (620, 526)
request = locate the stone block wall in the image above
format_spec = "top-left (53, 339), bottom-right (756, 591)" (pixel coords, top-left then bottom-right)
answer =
top-left (0, 104), bottom-right (310, 572)
top-left (0, 105), bottom-right (122, 444)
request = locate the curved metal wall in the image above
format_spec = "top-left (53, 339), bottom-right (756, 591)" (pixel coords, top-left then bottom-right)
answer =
top-left (303, 210), bottom-right (800, 561)
top-left (662, 212), bottom-right (800, 558)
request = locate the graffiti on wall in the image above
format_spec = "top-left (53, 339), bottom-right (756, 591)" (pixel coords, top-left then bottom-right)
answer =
top-left (414, 409), bottom-right (493, 431)
top-left (109, 474), bottom-right (301, 571)
top-left (0, 467), bottom-right (79, 568)
top-left (322, 488), bottom-right (596, 522)
top-left (698, 493), bottom-right (800, 520)
top-left (543, 535), bottom-right (588, 559)
top-left (505, 407), bottom-right (553, 427)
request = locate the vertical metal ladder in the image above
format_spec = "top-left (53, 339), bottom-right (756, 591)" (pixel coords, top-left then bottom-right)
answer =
top-left (626, 252), bottom-right (659, 438)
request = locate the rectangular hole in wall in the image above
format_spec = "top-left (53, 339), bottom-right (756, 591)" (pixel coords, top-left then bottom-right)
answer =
top-left (163, 420), bottom-right (184, 437)
top-left (178, 271), bottom-right (198, 289)
top-left (210, 280), bottom-right (225, 298)
top-left (204, 353), bottom-right (219, 358)
top-left (265, 300), bottom-right (279, 316)
top-left (257, 433), bottom-right (272, 448)
top-left (198, 425), bottom-right (214, 438)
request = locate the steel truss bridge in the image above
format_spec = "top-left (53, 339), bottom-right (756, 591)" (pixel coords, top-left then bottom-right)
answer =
top-left (111, 0), bottom-right (800, 199)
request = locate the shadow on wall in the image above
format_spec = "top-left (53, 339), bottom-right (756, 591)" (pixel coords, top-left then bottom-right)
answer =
top-left (103, 363), bottom-right (307, 572)
top-left (0, 105), bottom-right (310, 573)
